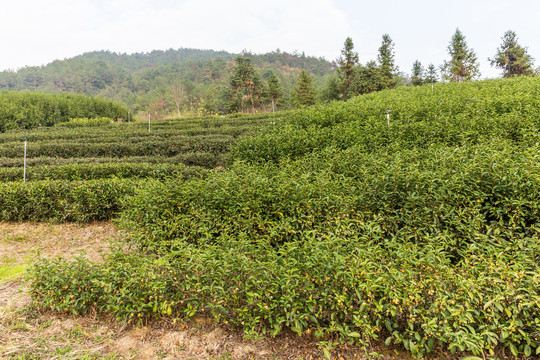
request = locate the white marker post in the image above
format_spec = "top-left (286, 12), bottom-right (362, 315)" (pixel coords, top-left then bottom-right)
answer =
top-left (386, 110), bottom-right (391, 127)
top-left (128, 111), bottom-right (131, 123)
top-left (23, 138), bottom-right (27, 183)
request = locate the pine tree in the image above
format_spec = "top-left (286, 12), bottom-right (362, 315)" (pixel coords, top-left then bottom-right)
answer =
top-left (489, 30), bottom-right (535, 77)
top-left (337, 37), bottom-right (359, 99)
top-left (228, 56), bottom-right (263, 113)
top-left (293, 70), bottom-right (317, 107)
top-left (425, 64), bottom-right (438, 83)
top-left (441, 29), bottom-right (480, 82)
top-left (351, 61), bottom-right (384, 95)
top-left (321, 74), bottom-right (340, 102)
top-left (411, 60), bottom-right (424, 86)
top-left (377, 34), bottom-right (398, 89)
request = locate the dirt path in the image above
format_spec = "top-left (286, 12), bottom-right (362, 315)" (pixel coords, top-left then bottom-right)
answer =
top-left (0, 222), bottom-right (378, 360)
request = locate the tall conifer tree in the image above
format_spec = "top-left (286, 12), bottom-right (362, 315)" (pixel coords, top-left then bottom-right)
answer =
top-left (337, 37), bottom-right (359, 99)
top-left (228, 56), bottom-right (263, 113)
top-left (441, 29), bottom-right (480, 82)
top-left (489, 30), bottom-right (535, 77)
top-left (266, 72), bottom-right (283, 110)
top-left (411, 60), bottom-right (424, 86)
top-left (377, 34), bottom-right (398, 89)
top-left (293, 70), bottom-right (317, 107)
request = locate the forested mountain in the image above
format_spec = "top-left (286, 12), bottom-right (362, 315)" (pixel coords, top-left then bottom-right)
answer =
top-left (0, 48), bottom-right (334, 116)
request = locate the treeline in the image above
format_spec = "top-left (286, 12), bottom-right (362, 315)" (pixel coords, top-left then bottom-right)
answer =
top-left (325, 29), bottom-right (538, 102)
top-left (195, 29), bottom-right (538, 113)
top-left (0, 91), bottom-right (128, 132)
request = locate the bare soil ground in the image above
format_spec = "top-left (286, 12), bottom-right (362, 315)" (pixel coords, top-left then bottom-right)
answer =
top-left (1, 222), bottom-right (397, 360)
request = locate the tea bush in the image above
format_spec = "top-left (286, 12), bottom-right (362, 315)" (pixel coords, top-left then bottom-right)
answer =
top-left (0, 154), bottom-right (224, 169)
top-left (232, 78), bottom-right (540, 163)
top-left (57, 117), bottom-right (113, 127)
top-left (28, 232), bottom-right (540, 358)
top-left (0, 179), bottom-right (137, 221)
top-left (118, 140), bottom-right (540, 256)
top-left (0, 163), bottom-right (207, 182)
top-left (0, 91), bottom-right (127, 132)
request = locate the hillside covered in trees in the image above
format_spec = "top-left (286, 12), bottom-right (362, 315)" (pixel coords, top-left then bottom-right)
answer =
top-left (0, 48), bottom-right (334, 116)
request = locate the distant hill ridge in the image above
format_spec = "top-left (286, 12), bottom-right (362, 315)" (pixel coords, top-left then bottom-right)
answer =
top-left (71, 48), bottom-right (238, 71)
top-left (0, 48), bottom-right (334, 114)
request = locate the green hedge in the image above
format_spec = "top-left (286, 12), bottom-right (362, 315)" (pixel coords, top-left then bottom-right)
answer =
top-left (0, 163), bottom-right (208, 182)
top-left (0, 179), bottom-right (137, 221)
top-left (57, 117), bottom-right (113, 127)
top-left (0, 91), bottom-right (127, 132)
top-left (0, 136), bottom-right (233, 158)
top-left (0, 154), bottom-right (227, 169)
top-left (231, 78), bottom-right (540, 163)
top-left (117, 140), bottom-right (540, 254)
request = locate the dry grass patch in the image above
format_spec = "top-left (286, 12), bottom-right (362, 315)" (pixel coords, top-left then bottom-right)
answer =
top-left (0, 222), bottom-right (120, 281)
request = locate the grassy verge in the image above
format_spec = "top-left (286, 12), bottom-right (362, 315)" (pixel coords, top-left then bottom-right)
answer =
top-left (0, 264), bottom-right (27, 282)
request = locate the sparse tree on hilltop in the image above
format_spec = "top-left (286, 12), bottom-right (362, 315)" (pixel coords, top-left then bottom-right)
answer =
top-left (377, 34), bottom-right (398, 89)
top-left (441, 29), bottom-right (480, 82)
top-left (337, 37), bottom-right (359, 99)
top-left (411, 60), bottom-right (424, 86)
top-left (425, 64), bottom-right (438, 84)
top-left (489, 30), bottom-right (535, 77)
top-left (169, 81), bottom-right (187, 118)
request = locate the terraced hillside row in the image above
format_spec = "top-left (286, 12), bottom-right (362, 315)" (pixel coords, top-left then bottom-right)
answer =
top-left (0, 114), bottom-right (275, 169)
top-left (0, 113), bottom-right (276, 221)
top-left (232, 77), bottom-right (540, 162)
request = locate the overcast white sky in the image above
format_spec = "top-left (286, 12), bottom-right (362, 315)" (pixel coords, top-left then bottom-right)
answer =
top-left (1, 0), bottom-right (539, 78)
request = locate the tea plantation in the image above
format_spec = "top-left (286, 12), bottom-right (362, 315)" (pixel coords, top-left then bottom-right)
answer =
top-left (0, 114), bottom-right (274, 221)
top-left (18, 78), bottom-right (540, 358)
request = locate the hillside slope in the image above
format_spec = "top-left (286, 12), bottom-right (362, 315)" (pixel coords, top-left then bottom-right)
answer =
top-left (0, 48), bottom-right (334, 114)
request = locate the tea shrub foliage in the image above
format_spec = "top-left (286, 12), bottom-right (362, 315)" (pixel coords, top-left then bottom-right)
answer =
top-left (0, 179), bottom-right (136, 222)
top-left (0, 91), bottom-right (127, 131)
top-left (57, 117), bottom-right (113, 127)
top-left (24, 78), bottom-right (540, 358)
top-left (0, 163), bottom-right (207, 182)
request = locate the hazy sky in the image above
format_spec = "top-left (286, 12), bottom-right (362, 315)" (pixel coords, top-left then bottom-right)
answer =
top-left (1, 0), bottom-right (539, 78)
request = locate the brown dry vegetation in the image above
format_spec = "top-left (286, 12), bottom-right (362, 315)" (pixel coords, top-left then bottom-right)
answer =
top-left (0, 222), bottom-right (118, 269)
